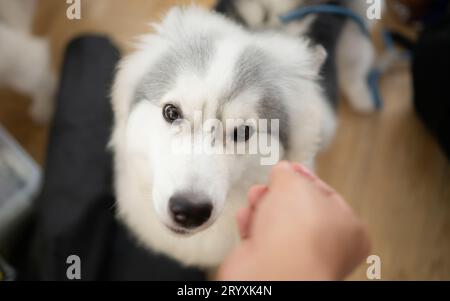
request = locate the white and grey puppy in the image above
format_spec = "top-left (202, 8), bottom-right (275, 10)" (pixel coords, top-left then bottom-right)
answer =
top-left (0, 0), bottom-right (56, 123)
top-left (111, 1), bottom-right (377, 267)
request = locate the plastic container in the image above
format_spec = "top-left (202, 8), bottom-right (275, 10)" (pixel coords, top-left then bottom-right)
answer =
top-left (0, 125), bottom-right (41, 252)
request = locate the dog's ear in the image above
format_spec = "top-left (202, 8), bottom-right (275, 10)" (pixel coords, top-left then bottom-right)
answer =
top-left (309, 44), bottom-right (327, 76)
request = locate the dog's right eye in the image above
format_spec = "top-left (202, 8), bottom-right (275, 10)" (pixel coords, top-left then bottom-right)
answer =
top-left (163, 104), bottom-right (182, 123)
top-left (233, 125), bottom-right (254, 142)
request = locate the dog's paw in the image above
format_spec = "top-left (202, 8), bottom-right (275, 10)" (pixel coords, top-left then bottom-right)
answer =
top-left (345, 81), bottom-right (378, 114)
top-left (29, 77), bottom-right (56, 124)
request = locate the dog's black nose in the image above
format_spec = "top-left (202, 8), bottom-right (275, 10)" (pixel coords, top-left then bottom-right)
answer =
top-left (169, 194), bottom-right (212, 229)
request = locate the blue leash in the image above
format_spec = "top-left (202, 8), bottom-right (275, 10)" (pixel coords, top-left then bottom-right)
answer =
top-left (280, 4), bottom-right (371, 37)
top-left (280, 4), bottom-right (383, 110)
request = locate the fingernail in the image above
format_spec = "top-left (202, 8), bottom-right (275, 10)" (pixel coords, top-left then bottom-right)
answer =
top-left (292, 163), bottom-right (316, 180)
top-left (276, 160), bottom-right (292, 171)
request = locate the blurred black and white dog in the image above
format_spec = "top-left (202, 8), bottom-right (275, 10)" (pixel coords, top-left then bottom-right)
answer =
top-left (0, 0), bottom-right (55, 123)
top-left (111, 0), bottom-right (381, 267)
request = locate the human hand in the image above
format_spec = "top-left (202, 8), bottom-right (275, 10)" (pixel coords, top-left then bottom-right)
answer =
top-left (218, 161), bottom-right (370, 280)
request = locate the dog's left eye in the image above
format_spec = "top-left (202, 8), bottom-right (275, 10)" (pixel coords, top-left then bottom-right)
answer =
top-left (233, 125), bottom-right (254, 142)
top-left (163, 104), bottom-right (182, 123)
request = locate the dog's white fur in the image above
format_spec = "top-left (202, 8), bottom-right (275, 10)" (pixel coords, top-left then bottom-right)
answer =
top-left (0, 0), bottom-right (56, 123)
top-left (111, 3), bottom-right (378, 267)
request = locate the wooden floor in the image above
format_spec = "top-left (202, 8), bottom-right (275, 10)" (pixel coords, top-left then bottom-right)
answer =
top-left (1, 0), bottom-right (449, 280)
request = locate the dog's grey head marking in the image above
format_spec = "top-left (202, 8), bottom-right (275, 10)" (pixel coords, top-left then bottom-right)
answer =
top-left (222, 46), bottom-right (290, 150)
top-left (227, 46), bottom-right (268, 101)
top-left (134, 35), bottom-right (216, 106)
top-left (133, 39), bottom-right (289, 150)
top-left (259, 88), bottom-right (290, 150)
